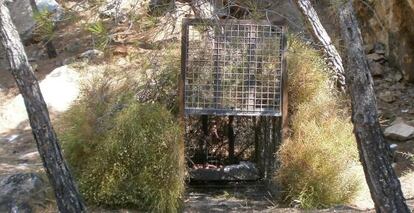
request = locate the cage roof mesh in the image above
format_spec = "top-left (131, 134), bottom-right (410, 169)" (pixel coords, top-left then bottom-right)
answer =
top-left (182, 19), bottom-right (286, 116)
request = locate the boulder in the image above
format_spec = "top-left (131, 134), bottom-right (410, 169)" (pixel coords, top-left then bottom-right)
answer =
top-left (384, 121), bottom-right (414, 141)
top-left (36, 0), bottom-right (60, 13)
top-left (99, 0), bottom-right (148, 19)
top-left (36, 0), bottom-right (63, 21)
top-left (5, 0), bottom-right (62, 41)
top-left (0, 173), bottom-right (47, 213)
top-left (5, 0), bottom-right (35, 41)
top-left (355, 0), bottom-right (414, 82)
top-left (0, 66), bottom-right (80, 133)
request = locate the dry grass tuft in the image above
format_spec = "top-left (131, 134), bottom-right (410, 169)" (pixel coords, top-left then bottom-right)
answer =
top-left (275, 36), bottom-right (362, 209)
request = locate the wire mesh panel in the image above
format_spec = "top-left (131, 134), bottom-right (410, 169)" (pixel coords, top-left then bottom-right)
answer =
top-left (182, 19), bottom-right (286, 116)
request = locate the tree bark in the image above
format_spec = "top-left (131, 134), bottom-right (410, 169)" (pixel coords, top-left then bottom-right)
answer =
top-left (294, 0), bottom-right (346, 91)
top-left (0, 3), bottom-right (86, 213)
top-left (338, 2), bottom-right (409, 212)
top-left (29, 0), bottom-right (58, 58)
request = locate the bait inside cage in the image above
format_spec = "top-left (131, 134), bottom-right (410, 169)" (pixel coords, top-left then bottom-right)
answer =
top-left (181, 19), bottom-right (286, 117)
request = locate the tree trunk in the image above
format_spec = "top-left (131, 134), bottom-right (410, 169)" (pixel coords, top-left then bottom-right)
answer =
top-left (29, 0), bottom-right (58, 58)
top-left (294, 0), bottom-right (346, 91)
top-left (338, 2), bottom-right (409, 212)
top-left (0, 3), bottom-right (86, 213)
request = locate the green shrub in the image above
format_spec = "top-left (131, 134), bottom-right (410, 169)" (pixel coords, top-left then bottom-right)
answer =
top-left (87, 21), bottom-right (111, 50)
top-left (60, 94), bottom-right (185, 211)
top-left (275, 37), bottom-right (362, 209)
top-left (33, 10), bottom-right (55, 42)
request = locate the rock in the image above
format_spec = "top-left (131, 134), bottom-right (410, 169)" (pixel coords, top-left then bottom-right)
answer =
top-left (40, 66), bottom-right (80, 111)
top-left (99, 0), bottom-right (148, 19)
top-left (152, 1), bottom-right (193, 42)
top-left (0, 66), bottom-right (80, 133)
top-left (373, 42), bottom-right (386, 54)
top-left (355, 1), bottom-right (414, 82)
top-left (190, 161), bottom-right (260, 181)
top-left (378, 91), bottom-right (396, 103)
top-left (78, 49), bottom-right (104, 60)
top-left (0, 173), bottom-right (47, 213)
top-left (367, 53), bottom-right (385, 62)
top-left (390, 143), bottom-right (398, 151)
top-left (223, 161), bottom-right (259, 180)
top-left (375, 49), bottom-right (386, 55)
top-left (5, 0), bottom-right (62, 41)
top-left (391, 117), bottom-right (405, 125)
top-left (116, 57), bottom-right (128, 66)
top-left (384, 122), bottom-right (414, 141)
top-left (36, 0), bottom-right (63, 21)
top-left (394, 72), bottom-right (403, 82)
top-left (62, 57), bottom-right (76, 65)
top-left (113, 45), bottom-right (128, 56)
top-left (36, 0), bottom-right (60, 13)
top-left (5, 0), bottom-right (36, 41)
top-left (364, 43), bottom-right (374, 54)
top-left (369, 61), bottom-right (384, 77)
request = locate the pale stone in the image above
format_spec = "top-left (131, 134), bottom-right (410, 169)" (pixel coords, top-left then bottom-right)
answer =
top-left (378, 91), bottom-right (396, 103)
top-left (0, 66), bottom-right (80, 133)
top-left (369, 61), bottom-right (384, 77)
top-left (384, 122), bottom-right (414, 141)
top-left (78, 49), bottom-right (104, 60)
top-left (367, 53), bottom-right (385, 62)
top-left (152, 1), bottom-right (193, 42)
top-left (189, 161), bottom-right (259, 181)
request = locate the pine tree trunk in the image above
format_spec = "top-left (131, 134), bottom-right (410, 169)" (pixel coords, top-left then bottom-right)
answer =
top-left (338, 2), bottom-right (409, 212)
top-left (294, 0), bottom-right (346, 91)
top-left (0, 3), bottom-right (86, 213)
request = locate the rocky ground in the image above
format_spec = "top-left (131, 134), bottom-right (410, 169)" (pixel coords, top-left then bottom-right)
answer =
top-left (368, 44), bottom-right (414, 177)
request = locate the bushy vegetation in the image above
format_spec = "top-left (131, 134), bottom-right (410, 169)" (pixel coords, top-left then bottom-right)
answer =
top-left (59, 52), bottom-right (185, 211)
top-left (33, 10), bottom-right (55, 42)
top-left (275, 37), bottom-right (362, 209)
top-left (87, 21), bottom-right (111, 50)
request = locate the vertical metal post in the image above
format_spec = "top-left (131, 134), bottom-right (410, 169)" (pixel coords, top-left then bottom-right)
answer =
top-left (281, 25), bottom-right (289, 143)
top-left (180, 19), bottom-right (189, 121)
top-left (213, 26), bottom-right (222, 109)
top-left (246, 24), bottom-right (257, 110)
top-left (227, 115), bottom-right (235, 162)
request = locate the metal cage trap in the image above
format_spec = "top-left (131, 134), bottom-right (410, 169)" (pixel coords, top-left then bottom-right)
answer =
top-left (181, 19), bottom-right (287, 117)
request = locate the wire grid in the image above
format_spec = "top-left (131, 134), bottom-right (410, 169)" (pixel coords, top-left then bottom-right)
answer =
top-left (183, 20), bottom-right (284, 116)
